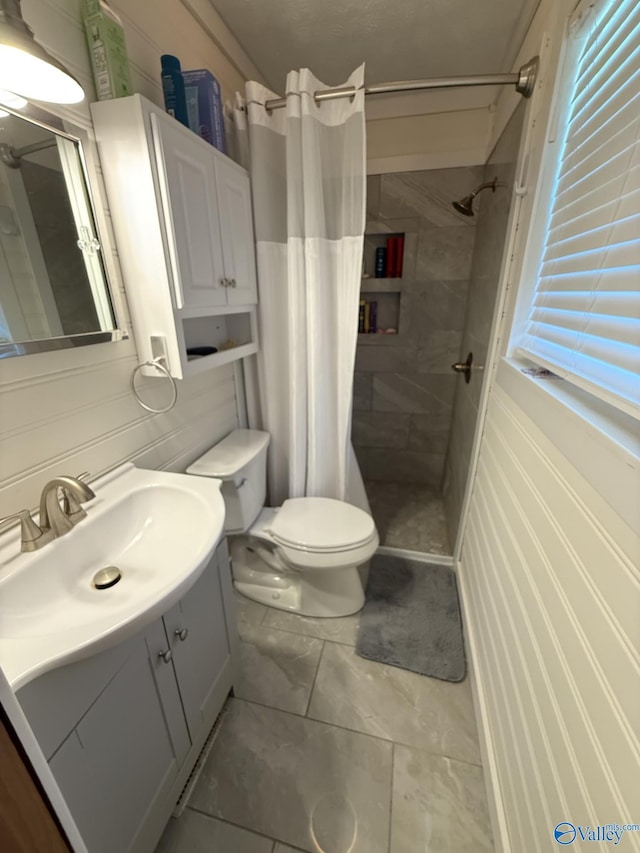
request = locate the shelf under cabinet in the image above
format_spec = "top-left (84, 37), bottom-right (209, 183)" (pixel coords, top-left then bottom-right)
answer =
top-left (178, 309), bottom-right (257, 377)
top-left (183, 341), bottom-right (258, 376)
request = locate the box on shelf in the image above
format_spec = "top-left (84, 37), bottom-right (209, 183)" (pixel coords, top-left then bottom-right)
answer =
top-left (183, 69), bottom-right (226, 153)
top-left (82, 0), bottom-right (133, 101)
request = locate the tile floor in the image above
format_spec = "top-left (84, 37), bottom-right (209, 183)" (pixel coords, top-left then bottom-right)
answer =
top-left (157, 590), bottom-right (493, 853)
top-left (365, 481), bottom-right (451, 555)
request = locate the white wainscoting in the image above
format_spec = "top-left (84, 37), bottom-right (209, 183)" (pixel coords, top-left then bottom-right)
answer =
top-left (0, 340), bottom-right (238, 516)
top-left (0, 0), bottom-right (258, 517)
top-left (459, 384), bottom-right (640, 852)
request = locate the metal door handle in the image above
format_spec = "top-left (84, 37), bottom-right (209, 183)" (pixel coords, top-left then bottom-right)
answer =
top-left (158, 649), bottom-right (173, 664)
top-left (175, 628), bottom-right (189, 642)
top-left (451, 352), bottom-right (473, 384)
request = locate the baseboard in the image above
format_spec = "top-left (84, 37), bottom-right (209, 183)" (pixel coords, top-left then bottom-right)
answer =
top-left (457, 558), bottom-right (511, 853)
top-left (376, 545), bottom-right (454, 566)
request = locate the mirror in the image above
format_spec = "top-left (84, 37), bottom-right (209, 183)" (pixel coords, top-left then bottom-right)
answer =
top-left (0, 108), bottom-right (120, 359)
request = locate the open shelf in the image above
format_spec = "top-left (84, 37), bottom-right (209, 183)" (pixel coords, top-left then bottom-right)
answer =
top-left (359, 290), bottom-right (400, 335)
top-left (363, 230), bottom-right (405, 280)
top-left (179, 310), bottom-right (257, 377)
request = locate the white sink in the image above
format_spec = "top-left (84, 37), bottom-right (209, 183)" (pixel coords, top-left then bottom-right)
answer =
top-left (0, 463), bottom-right (225, 689)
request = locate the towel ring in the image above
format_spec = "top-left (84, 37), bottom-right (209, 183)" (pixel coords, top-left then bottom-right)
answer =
top-left (130, 357), bottom-right (178, 414)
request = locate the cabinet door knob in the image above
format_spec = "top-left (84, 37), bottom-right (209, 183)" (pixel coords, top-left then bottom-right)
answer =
top-left (220, 277), bottom-right (228, 287)
top-left (158, 649), bottom-right (173, 664)
top-left (230, 278), bottom-right (237, 288)
top-left (175, 627), bottom-right (189, 642)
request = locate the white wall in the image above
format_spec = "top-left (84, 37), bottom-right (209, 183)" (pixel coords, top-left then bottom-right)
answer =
top-left (0, 0), bottom-right (260, 518)
top-left (458, 0), bottom-right (640, 849)
top-left (365, 87), bottom-right (495, 173)
top-left (461, 380), bottom-right (639, 852)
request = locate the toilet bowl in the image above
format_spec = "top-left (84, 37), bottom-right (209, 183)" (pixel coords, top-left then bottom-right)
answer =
top-left (186, 429), bottom-right (378, 617)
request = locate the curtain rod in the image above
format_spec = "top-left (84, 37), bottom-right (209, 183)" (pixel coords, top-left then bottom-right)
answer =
top-left (265, 57), bottom-right (539, 111)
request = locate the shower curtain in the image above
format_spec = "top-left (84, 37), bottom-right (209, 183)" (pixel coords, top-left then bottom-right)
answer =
top-left (234, 66), bottom-right (369, 510)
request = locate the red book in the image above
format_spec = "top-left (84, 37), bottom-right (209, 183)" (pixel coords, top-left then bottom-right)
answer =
top-left (395, 235), bottom-right (405, 277)
top-left (385, 237), bottom-right (396, 278)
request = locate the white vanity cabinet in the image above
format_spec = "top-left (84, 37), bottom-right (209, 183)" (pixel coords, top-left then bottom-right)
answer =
top-left (91, 94), bottom-right (258, 378)
top-left (16, 541), bottom-right (238, 853)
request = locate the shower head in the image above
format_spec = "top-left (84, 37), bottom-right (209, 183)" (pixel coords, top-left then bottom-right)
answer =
top-left (452, 177), bottom-right (498, 217)
top-left (452, 195), bottom-right (475, 216)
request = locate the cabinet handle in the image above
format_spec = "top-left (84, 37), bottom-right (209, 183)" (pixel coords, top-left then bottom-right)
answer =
top-left (175, 627), bottom-right (189, 642)
top-left (220, 277), bottom-right (228, 288)
top-left (230, 278), bottom-right (237, 288)
top-left (158, 649), bottom-right (173, 664)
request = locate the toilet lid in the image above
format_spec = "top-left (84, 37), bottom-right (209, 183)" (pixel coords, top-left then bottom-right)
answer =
top-left (269, 497), bottom-right (376, 552)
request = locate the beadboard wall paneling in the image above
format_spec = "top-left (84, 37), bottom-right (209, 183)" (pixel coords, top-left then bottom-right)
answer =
top-left (0, 0), bottom-right (257, 517)
top-left (0, 339), bottom-right (238, 516)
top-left (459, 384), bottom-right (640, 852)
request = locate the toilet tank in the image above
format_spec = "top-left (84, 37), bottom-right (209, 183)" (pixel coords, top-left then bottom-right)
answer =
top-left (186, 429), bottom-right (270, 533)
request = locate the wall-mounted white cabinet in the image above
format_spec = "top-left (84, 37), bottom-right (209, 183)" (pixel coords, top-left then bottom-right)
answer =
top-left (91, 95), bottom-right (258, 378)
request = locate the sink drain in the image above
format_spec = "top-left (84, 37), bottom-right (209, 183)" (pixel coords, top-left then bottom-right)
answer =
top-left (93, 566), bottom-right (122, 590)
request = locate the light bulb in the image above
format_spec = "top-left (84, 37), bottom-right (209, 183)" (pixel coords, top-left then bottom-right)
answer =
top-left (0, 45), bottom-right (84, 104)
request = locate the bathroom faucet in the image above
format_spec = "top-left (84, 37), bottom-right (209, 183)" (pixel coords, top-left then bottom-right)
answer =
top-left (0, 476), bottom-right (95, 554)
top-left (39, 476), bottom-right (96, 538)
top-left (0, 509), bottom-right (53, 553)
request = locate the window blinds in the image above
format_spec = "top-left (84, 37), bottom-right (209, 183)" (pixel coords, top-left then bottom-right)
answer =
top-left (519, 0), bottom-right (640, 418)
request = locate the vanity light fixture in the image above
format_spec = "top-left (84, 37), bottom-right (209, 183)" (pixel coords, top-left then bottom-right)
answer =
top-left (0, 86), bottom-right (26, 108)
top-left (0, 86), bottom-right (26, 117)
top-left (0, 0), bottom-right (84, 104)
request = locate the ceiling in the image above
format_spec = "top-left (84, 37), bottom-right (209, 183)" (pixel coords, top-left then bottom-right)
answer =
top-left (207, 0), bottom-right (541, 96)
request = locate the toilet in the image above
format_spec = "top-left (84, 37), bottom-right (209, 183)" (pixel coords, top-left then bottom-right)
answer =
top-left (187, 429), bottom-right (379, 617)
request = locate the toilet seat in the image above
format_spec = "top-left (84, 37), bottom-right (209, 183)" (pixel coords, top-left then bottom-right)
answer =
top-left (268, 497), bottom-right (376, 554)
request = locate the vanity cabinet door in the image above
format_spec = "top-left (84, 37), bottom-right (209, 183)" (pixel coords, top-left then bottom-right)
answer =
top-left (215, 156), bottom-right (258, 306)
top-left (163, 549), bottom-right (234, 742)
top-left (151, 113), bottom-right (227, 310)
top-left (48, 619), bottom-right (189, 853)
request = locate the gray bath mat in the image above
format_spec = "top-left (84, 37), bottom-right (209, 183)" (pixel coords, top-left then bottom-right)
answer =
top-left (356, 554), bottom-right (466, 682)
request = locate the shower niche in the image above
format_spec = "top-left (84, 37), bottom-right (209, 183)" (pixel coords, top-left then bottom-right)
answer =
top-left (362, 231), bottom-right (406, 281)
top-left (359, 230), bottom-right (405, 337)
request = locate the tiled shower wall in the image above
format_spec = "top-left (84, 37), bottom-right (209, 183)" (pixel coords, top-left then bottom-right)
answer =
top-left (443, 103), bottom-right (526, 541)
top-left (353, 166), bottom-right (483, 487)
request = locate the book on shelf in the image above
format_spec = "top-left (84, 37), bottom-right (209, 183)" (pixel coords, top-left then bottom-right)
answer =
top-left (395, 235), bottom-right (404, 277)
top-left (385, 237), bottom-right (396, 277)
top-left (369, 300), bottom-right (377, 333)
top-left (357, 299), bottom-right (378, 334)
top-left (381, 235), bottom-right (404, 277)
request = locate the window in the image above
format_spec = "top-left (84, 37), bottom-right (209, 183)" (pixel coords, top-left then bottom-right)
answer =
top-left (517, 0), bottom-right (640, 420)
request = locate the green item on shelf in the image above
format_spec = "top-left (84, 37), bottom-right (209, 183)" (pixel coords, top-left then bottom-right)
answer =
top-left (83, 0), bottom-right (133, 101)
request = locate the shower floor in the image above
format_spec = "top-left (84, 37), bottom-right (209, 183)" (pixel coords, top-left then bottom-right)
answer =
top-left (365, 480), bottom-right (451, 555)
